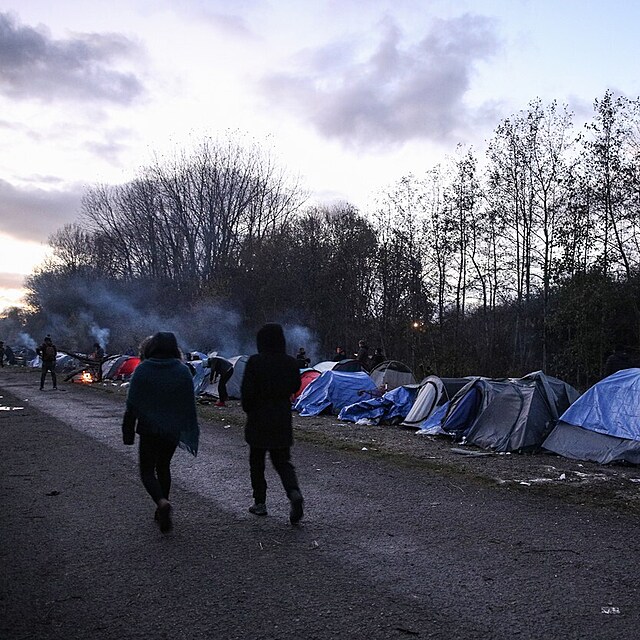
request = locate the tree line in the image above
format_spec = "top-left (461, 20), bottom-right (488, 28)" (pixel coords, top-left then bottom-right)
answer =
top-left (8, 91), bottom-right (640, 390)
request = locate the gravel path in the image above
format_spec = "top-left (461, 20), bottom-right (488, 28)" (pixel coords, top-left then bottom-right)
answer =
top-left (1, 370), bottom-right (639, 639)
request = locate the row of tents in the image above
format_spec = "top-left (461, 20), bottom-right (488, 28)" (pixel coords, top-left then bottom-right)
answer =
top-left (29, 350), bottom-right (640, 465)
top-left (189, 355), bottom-right (640, 466)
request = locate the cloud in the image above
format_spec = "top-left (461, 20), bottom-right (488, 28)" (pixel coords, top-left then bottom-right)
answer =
top-left (260, 13), bottom-right (500, 149)
top-left (0, 11), bottom-right (145, 104)
top-left (0, 272), bottom-right (26, 289)
top-left (0, 179), bottom-right (82, 242)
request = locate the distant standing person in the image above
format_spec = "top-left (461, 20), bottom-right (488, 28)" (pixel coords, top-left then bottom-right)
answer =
top-left (241, 323), bottom-right (304, 524)
top-left (369, 347), bottom-right (385, 369)
top-left (603, 345), bottom-right (639, 378)
top-left (295, 347), bottom-right (310, 369)
top-left (36, 335), bottom-right (57, 390)
top-left (208, 355), bottom-right (234, 407)
top-left (355, 339), bottom-right (370, 370)
top-left (332, 346), bottom-right (347, 362)
top-left (92, 342), bottom-right (105, 360)
top-left (122, 331), bottom-right (199, 533)
top-left (92, 342), bottom-right (105, 381)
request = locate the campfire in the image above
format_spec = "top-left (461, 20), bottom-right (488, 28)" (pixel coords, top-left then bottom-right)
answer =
top-left (77, 371), bottom-right (95, 384)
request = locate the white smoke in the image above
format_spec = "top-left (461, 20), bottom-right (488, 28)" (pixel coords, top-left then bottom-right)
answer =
top-left (90, 323), bottom-right (110, 350)
top-left (17, 332), bottom-right (37, 350)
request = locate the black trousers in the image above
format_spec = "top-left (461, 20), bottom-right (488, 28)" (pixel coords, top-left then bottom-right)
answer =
top-left (249, 446), bottom-right (300, 504)
top-left (40, 362), bottom-right (57, 389)
top-left (216, 368), bottom-right (233, 402)
top-left (139, 434), bottom-right (178, 504)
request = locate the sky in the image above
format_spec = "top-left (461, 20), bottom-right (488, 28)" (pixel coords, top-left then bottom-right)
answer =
top-left (1, 0), bottom-right (639, 313)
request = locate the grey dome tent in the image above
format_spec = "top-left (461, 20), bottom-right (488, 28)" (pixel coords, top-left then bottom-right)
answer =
top-left (226, 355), bottom-right (249, 399)
top-left (421, 371), bottom-right (579, 453)
top-left (369, 360), bottom-right (416, 391)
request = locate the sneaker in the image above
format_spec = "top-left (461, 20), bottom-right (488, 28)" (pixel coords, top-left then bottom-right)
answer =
top-left (289, 490), bottom-right (304, 525)
top-left (248, 503), bottom-right (267, 516)
top-left (156, 500), bottom-right (173, 533)
top-left (215, 400), bottom-right (226, 407)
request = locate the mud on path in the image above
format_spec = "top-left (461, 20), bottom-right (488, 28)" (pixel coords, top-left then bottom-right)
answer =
top-left (1, 368), bottom-right (640, 639)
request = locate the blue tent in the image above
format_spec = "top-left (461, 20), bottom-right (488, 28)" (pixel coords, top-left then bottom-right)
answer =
top-left (543, 368), bottom-right (640, 464)
top-left (187, 359), bottom-right (212, 395)
top-left (293, 371), bottom-right (378, 416)
top-left (338, 385), bottom-right (418, 425)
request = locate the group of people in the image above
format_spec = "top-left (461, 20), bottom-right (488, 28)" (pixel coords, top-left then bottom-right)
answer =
top-left (294, 340), bottom-right (387, 372)
top-left (0, 340), bottom-right (17, 367)
top-left (331, 340), bottom-right (385, 371)
top-left (122, 324), bottom-right (304, 533)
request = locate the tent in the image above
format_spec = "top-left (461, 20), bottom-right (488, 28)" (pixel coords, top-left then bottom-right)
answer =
top-left (402, 376), bottom-right (470, 428)
top-left (102, 355), bottom-right (140, 380)
top-left (313, 359), bottom-right (368, 373)
top-left (113, 356), bottom-right (140, 379)
top-left (338, 385), bottom-right (418, 425)
top-left (226, 355), bottom-right (249, 399)
top-left (293, 370), bottom-right (378, 416)
top-left (102, 355), bottom-right (127, 379)
top-left (417, 371), bottom-right (579, 453)
top-left (294, 369), bottom-right (321, 400)
top-left (187, 358), bottom-right (214, 395)
top-left (369, 360), bottom-right (416, 391)
top-left (543, 368), bottom-right (640, 464)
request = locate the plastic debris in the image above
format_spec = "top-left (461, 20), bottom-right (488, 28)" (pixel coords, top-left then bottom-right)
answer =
top-left (559, 473), bottom-right (566, 480)
top-left (361, 447), bottom-right (368, 451)
top-left (601, 606), bottom-right (620, 614)
top-left (451, 447), bottom-right (492, 457)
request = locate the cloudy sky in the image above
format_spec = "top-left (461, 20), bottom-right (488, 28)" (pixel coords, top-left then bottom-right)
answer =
top-left (1, 0), bottom-right (639, 312)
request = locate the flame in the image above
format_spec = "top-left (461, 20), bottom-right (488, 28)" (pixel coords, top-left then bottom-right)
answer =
top-left (80, 371), bottom-right (94, 384)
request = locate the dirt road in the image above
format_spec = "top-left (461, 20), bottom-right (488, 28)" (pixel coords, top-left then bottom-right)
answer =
top-left (1, 370), bottom-right (639, 639)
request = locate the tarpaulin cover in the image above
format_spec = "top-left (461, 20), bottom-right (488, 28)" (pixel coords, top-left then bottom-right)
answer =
top-left (188, 359), bottom-right (211, 395)
top-left (542, 368), bottom-right (640, 464)
top-left (554, 368), bottom-right (640, 441)
top-left (338, 385), bottom-right (418, 425)
top-left (293, 371), bottom-right (378, 416)
top-left (294, 369), bottom-right (321, 400)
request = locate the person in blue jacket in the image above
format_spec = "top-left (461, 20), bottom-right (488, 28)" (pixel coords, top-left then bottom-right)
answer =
top-left (122, 332), bottom-right (199, 533)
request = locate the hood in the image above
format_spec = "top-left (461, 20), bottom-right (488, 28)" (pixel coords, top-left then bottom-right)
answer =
top-left (256, 323), bottom-right (286, 354)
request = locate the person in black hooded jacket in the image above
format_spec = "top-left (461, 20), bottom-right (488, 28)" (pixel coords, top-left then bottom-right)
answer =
top-left (241, 323), bottom-right (304, 524)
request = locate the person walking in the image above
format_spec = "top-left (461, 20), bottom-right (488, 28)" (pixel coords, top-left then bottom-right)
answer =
top-left (36, 335), bottom-right (57, 390)
top-left (122, 332), bottom-right (199, 533)
top-left (241, 323), bottom-right (304, 524)
top-left (208, 355), bottom-right (234, 407)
